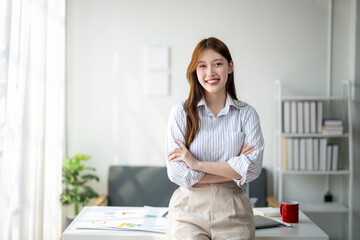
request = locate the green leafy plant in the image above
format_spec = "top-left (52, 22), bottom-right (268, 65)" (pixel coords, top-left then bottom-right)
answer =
top-left (60, 153), bottom-right (99, 216)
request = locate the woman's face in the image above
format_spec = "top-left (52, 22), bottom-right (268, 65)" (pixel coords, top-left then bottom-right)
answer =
top-left (196, 49), bottom-right (233, 97)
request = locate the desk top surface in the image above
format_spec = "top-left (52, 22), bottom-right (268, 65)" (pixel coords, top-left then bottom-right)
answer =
top-left (62, 206), bottom-right (328, 240)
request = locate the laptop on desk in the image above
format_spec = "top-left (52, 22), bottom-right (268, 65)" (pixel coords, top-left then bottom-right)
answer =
top-left (254, 215), bottom-right (282, 229)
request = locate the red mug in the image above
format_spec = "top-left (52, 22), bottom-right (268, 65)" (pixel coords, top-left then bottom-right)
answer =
top-left (280, 201), bottom-right (299, 223)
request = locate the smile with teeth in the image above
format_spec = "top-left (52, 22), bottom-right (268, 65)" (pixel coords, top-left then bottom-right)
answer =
top-left (205, 78), bottom-right (220, 84)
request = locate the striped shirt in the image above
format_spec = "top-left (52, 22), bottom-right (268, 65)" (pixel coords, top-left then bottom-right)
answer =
top-left (165, 94), bottom-right (264, 189)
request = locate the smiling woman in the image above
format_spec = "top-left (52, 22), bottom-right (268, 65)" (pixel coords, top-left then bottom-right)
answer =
top-left (165, 37), bottom-right (264, 240)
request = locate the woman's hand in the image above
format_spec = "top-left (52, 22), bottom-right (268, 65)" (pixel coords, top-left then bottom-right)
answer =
top-left (240, 143), bottom-right (255, 156)
top-left (168, 139), bottom-right (200, 170)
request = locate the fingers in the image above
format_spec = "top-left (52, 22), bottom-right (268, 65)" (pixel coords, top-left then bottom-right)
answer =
top-left (169, 157), bottom-right (183, 162)
top-left (167, 139), bottom-right (187, 160)
top-left (243, 148), bottom-right (255, 156)
top-left (243, 145), bottom-right (255, 152)
top-left (173, 139), bottom-right (186, 149)
top-left (168, 148), bottom-right (184, 161)
top-left (167, 149), bottom-right (176, 157)
top-left (242, 143), bottom-right (254, 151)
top-left (241, 143), bottom-right (256, 156)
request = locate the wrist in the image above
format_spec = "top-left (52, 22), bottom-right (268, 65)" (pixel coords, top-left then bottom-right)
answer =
top-left (194, 160), bottom-right (202, 171)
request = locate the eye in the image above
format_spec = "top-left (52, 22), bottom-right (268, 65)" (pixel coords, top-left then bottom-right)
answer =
top-left (198, 64), bottom-right (206, 69)
top-left (214, 62), bottom-right (223, 67)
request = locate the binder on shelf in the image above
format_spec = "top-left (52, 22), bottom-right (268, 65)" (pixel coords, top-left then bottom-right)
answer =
top-left (282, 138), bottom-right (287, 170)
top-left (313, 139), bottom-right (319, 170)
top-left (283, 101), bottom-right (290, 133)
top-left (319, 138), bottom-right (327, 170)
top-left (326, 145), bottom-right (333, 171)
top-left (299, 138), bottom-right (306, 170)
top-left (317, 101), bottom-right (323, 133)
top-left (293, 138), bottom-right (300, 170)
top-left (331, 144), bottom-right (339, 171)
top-left (286, 138), bottom-right (293, 170)
top-left (306, 138), bottom-right (313, 170)
top-left (303, 102), bottom-right (310, 133)
top-left (297, 102), bottom-right (304, 133)
top-left (310, 101), bottom-right (316, 133)
top-left (291, 101), bottom-right (297, 133)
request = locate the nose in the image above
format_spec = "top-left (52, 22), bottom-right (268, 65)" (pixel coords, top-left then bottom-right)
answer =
top-left (207, 66), bottom-right (215, 76)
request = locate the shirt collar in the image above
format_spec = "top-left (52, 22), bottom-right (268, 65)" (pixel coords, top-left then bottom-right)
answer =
top-left (197, 94), bottom-right (243, 115)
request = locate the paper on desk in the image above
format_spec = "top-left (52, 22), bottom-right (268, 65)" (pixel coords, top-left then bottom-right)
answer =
top-left (75, 207), bottom-right (168, 233)
top-left (81, 207), bottom-right (167, 220)
top-left (76, 217), bottom-right (167, 233)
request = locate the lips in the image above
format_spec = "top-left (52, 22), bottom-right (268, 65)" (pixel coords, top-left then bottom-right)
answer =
top-left (205, 78), bottom-right (220, 85)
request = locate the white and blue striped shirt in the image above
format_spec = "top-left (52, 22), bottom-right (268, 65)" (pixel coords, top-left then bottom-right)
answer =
top-left (165, 94), bottom-right (264, 189)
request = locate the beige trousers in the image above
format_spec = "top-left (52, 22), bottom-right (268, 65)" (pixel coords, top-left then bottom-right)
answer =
top-left (167, 181), bottom-right (255, 240)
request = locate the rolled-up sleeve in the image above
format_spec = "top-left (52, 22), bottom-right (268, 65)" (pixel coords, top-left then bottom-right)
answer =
top-left (165, 104), bottom-right (205, 189)
top-left (227, 106), bottom-right (264, 187)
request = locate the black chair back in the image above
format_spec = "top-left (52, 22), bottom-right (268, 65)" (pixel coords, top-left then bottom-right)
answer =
top-left (108, 166), bottom-right (178, 207)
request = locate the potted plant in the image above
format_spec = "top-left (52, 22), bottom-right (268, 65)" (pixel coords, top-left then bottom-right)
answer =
top-left (60, 153), bottom-right (99, 225)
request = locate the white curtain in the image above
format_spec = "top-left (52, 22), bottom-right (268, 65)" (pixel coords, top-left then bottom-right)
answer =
top-left (0, 0), bottom-right (65, 239)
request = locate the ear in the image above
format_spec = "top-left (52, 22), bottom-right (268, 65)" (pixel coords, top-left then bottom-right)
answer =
top-left (228, 61), bottom-right (234, 74)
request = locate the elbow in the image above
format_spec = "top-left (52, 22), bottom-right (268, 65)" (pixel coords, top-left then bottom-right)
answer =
top-left (167, 169), bottom-right (192, 189)
top-left (252, 152), bottom-right (264, 181)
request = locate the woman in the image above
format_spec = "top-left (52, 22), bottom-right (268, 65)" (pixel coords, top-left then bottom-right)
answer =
top-left (165, 37), bottom-right (264, 240)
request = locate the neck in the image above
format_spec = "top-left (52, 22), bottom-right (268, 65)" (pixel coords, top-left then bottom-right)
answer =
top-left (204, 91), bottom-right (227, 116)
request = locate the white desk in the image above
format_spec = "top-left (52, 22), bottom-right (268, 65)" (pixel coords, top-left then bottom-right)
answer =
top-left (62, 206), bottom-right (328, 240)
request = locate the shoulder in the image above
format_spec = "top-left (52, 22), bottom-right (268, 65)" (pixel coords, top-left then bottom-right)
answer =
top-left (232, 99), bottom-right (252, 112)
top-left (169, 100), bottom-right (187, 119)
top-left (232, 100), bottom-right (260, 119)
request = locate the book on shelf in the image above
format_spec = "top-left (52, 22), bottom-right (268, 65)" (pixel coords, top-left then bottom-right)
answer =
top-left (293, 138), bottom-right (300, 170)
top-left (322, 119), bottom-right (343, 135)
top-left (286, 138), bottom-right (293, 170)
top-left (319, 138), bottom-right (327, 171)
top-left (299, 138), bottom-right (306, 170)
top-left (303, 101), bottom-right (310, 133)
top-left (291, 101), bottom-right (297, 133)
top-left (306, 138), bottom-right (313, 170)
top-left (313, 139), bottom-right (319, 170)
top-left (326, 145), bottom-right (332, 170)
top-left (283, 101), bottom-right (290, 133)
top-left (317, 102), bottom-right (323, 133)
top-left (297, 102), bottom-right (304, 133)
top-left (282, 138), bottom-right (287, 170)
top-left (324, 144), bottom-right (340, 171)
top-left (310, 101), bottom-right (316, 133)
top-left (331, 144), bottom-right (339, 170)
top-left (323, 119), bottom-right (342, 126)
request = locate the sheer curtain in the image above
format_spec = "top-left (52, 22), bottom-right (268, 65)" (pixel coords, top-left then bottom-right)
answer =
top-left (0, 0), bottom-right (65, 239)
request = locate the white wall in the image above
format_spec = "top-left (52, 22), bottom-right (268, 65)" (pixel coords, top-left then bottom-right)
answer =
top-left (66, 0), bottom-right (358, 238)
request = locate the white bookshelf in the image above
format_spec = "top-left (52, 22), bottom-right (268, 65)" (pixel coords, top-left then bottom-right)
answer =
top-left (274, 80), bottom-right (353, 240)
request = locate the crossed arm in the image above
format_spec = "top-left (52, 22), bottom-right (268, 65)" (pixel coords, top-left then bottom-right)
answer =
top-left (167, 139), bottom-right (255, 184)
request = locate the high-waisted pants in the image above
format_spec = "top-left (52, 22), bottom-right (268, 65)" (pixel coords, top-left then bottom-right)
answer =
top-left (167, 181), bottom-right (255, 240)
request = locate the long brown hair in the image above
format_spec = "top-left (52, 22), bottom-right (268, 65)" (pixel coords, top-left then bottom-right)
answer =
top-left (184, 37), bottom-right (238, 148)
